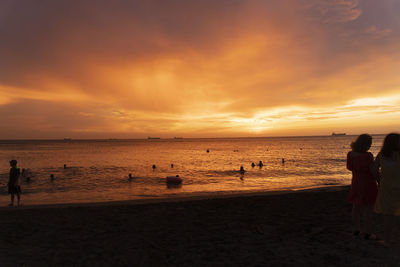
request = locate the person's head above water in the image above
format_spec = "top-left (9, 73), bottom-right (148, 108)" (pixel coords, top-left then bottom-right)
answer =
top-left (9, 159), bottom-right (17, 167)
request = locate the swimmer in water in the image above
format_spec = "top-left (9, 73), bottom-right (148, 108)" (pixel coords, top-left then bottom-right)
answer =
top-left (251, 162), bottom-right (256, 167)
top-left (240, 166), bottom-right (245, 175)
top-left (258, 161), bottom-right (264, 167)
top-left (152, 164), bottom-right (156, 169)
top-left (21, 168), bottom-right (31, 182)
top-left (128, 173), bottom-right (133, 180)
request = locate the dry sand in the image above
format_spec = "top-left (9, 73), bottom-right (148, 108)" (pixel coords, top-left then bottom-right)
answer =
top-left (0, 186), bottom-right (399, 266)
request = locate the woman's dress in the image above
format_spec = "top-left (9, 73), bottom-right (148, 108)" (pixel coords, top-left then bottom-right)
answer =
top-left (347, 151), bottom-right (378, 206)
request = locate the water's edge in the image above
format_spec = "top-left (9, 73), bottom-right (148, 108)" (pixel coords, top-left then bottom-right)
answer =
top-left (0, 184), bottom-right (350, 210)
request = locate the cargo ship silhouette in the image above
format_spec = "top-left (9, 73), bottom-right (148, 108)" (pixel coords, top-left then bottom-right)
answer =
top-left (331, 132), bottom-right (346, 136)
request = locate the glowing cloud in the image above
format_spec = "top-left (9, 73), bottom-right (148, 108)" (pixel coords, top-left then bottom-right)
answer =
top-left (0, 0), bottom-right (399, 138)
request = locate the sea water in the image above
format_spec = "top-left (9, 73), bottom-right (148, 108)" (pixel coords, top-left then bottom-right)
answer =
top-left (0, 135), bottom-right (384, 205)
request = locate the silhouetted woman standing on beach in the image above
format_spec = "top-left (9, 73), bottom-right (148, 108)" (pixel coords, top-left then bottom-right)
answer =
top-left (373, 133), bottom-right (400, 247)
top-left (347, 134), bottom-right (378, 239)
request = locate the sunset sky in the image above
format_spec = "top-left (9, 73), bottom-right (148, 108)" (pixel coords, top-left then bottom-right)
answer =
top-left (0, 0), bottom-right (399, 139)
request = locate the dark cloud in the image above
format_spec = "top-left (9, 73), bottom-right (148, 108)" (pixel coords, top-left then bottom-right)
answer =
top-left (0, 0), bottom-right (246, 87)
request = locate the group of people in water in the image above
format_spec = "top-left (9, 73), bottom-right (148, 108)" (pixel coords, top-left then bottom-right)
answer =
top-left (347, 133), bottom-right (400, 247)
top-left (241, 159), bottom-right (286, 175)
top-left (240, 161), bottom-right (268, 175)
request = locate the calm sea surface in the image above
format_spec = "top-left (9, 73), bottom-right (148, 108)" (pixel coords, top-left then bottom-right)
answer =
top-left (0, 135), bottom-right (384, 205)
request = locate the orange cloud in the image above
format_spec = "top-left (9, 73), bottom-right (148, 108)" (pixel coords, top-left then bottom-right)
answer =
top-left (0, 0), bottom-right (399, 138)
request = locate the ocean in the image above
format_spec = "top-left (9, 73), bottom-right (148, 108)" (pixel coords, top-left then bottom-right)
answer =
top-left (0, 135), bottom-right (384, 205)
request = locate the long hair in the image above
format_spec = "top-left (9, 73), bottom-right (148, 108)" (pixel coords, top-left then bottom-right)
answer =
top-left (351, 134), bottom-right (372, 153)
top-left (381, 133), bottom-right (400, 158)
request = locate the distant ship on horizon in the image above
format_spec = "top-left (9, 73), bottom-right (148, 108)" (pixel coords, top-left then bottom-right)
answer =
top-left (174, 137), bottom-right (183, 139)
top-left (147, 136), bottom-right (161, 139)
top-left (331, 132), bottom-right (346, 136)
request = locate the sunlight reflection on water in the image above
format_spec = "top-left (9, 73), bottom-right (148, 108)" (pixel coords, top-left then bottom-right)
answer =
top-left (0, 135), bottom-right (384, 205)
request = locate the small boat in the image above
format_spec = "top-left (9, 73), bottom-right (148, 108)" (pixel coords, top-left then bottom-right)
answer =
top-left (332, 133), bottom-right (346, 136)
top-left (166, 175), bottom-right (182, 184)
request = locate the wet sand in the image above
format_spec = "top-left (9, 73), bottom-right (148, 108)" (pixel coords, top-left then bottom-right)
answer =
top-left (0, 186), bottom-right (399, 266)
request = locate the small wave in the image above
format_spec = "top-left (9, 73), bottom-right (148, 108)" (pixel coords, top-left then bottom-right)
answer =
top-left (135, 194), bottom-right (160, 198)
top-left (322, 182), bottom-right (340, 185)
top-left (203, 170), bottom-right (244, 177)
top-left (321, 158), bottom-right (346, 163)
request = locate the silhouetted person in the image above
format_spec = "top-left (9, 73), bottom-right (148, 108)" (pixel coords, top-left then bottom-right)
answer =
top-left (152, 164), bottom-right (156, 169)
top-left (282, 158), bottom-right (285, 164)
top-left (50, 174), bottom-right (54, 181)
top-left (258, 161), bottom-right (264, 167)
top-left (171, 164), bottom-right (174, 168)
top-left (64, 164), bottom-right (67, 169)
top-left (347, 134), bottom-right (377, 240)
top-left (240, 166), bottom-right (245, 175)
top-left (373, 133), bottom-right (400, 246)
top-left (251, 162), bottom-right (256, 167)
top-left (206, 149), bottom-right (210, 153)
top-left (21, 168), bottom-right (31, 182)
top-left (128, 173), bottom-right (133, 181)
top-left (8, 160), bottom-right (21, 206)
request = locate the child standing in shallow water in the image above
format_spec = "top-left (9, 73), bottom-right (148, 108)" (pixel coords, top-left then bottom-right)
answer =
top-left (8, 159), bottom-right (21, 206)
top-left (347, 134), bottom-right (378, 239)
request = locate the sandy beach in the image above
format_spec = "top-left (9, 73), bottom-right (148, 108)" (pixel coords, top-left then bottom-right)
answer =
top-left (0, 186), bottom-right (399, 266)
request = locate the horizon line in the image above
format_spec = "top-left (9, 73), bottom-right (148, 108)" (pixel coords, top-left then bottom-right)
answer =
top-left (0, 133), bottom-right (388, 141)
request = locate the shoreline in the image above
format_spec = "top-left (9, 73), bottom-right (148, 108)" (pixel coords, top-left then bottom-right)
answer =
top-left (0, 184), bottom-right (349, 210)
